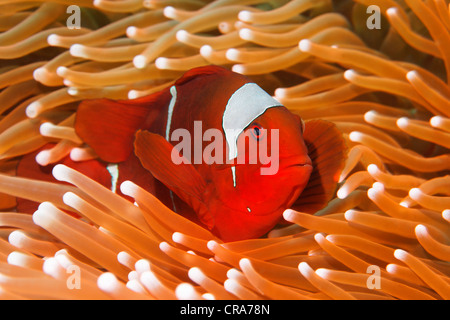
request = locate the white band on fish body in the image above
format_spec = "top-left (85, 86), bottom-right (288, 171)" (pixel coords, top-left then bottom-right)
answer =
top-left (165, 85), bottom-right (178, 212)
top-left (165, 85), bottom-right (178, 141)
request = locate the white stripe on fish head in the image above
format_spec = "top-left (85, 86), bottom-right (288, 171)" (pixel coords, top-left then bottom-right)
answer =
top-left (222, 83), bottom-right (282, 187)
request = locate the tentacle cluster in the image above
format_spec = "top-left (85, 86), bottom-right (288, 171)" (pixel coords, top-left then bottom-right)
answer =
top-left (0, 0), bottom-right (448, 299)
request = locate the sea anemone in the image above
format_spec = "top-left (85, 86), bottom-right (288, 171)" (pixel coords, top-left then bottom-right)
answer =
top-left (0, 0), bottom-right (449, 300)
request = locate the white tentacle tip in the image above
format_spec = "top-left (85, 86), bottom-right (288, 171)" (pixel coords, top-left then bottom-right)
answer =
top-left (238, 10), bottom-right (252, 22)
top-left (443, 209), bottom-right (450, 222)
top-left (408, 188), bottom-right (422, 200)
top-left (33, 67), bottom-right (47, 82)
top-left (363, 110), bottom-right (377, 123)
top-left (47, 34), bottom-right (60, 46)
top-left (175, 283), bottom-right (198, 300)
top-left (231, 64), bottom-right (244, 74)
top-left (119, 180), bottom-right (138, 197)
top-left (163, 6), bottom-right (176, 19)
top-left (206, 240), bottom-right (219, 251)
top-left (62, 191), bottom-right (79, 207)
top-left (238, 28), bottom-right (252, 40)
top-left (175, 29), bottom-right (189, 41)
top-left (367, 164), bottom-right (379, 175)
top-left (133, 55), bottom-right (147, 69)
top-left (39, 122), bottom-right (59, 137)
top-left (343, 69), bottom-right (357, 81)
top-left (298, 261), bottom-right (312, 276)
top-left (8, 230), bottom-right (26, 247)
top-left (97, 272), bottom-right (118, 293)
top-left (56, 66), bottom-right (68, 77)
top-left (430, 116), bottom-right (443, 128)
top-left (159, 241), bottom-right (170, 252)
top-left (26, 101), bottom-right (40, 118)
top-left (315, 268), bottom-right (329, 278)
top-left (298, 39), bottom-right (312, 52)
top-left (69, 44), bottom-right (84, 57)
top-left (239, 258), bottom-right (251, 269)
top-left (396, 117), bottom-right (409, 129)
top-left (313, 233), bottom-right (325, 243)
top-left (393, 249), bottom-right (408, 260)
top-left (406, 70), bottom-right (418, 82)
top-left (52, 164), bottom-right (70, 181)
top-left (199, 45), bottom-right (213, 57)
top-left (282, 209), bottom-right (296, 222)
top-left (386, 7), bottom-right (399, 16)
top-left (35, 150), bottom-right (51, 166)
top-left (344, 209), bottom-right (356, 221)
top-left (337, 185), bottom-right (349, 199)
top-left (126, 26), bottom-right (138, 37)
top-left (188, 267), bottom-right (204, 282)
top-left (172, 232), bottom-right (183, 243)
top-left (349, 131), bottom-right (363, 142)
top-left (414, 224), bottom-right (427, 236)
top-left (155, 57), bottom-right (169, 69)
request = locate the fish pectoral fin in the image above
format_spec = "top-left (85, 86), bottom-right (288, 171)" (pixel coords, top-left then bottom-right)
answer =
top-left (291, 119), bottom-right (347, 213)
top-left (134, 130), bottom-right (214, 228)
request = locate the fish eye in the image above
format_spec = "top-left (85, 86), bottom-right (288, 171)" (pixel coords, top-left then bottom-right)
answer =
top-left (250, 123), bottom-right (265, 141)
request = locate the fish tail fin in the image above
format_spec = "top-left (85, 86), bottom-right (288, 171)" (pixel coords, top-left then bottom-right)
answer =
top-left (15, 143), bottom-right (112, 214)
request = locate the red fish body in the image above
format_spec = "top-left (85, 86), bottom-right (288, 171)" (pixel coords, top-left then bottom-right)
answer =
top-left (29, 66), bottom-right (346, 241)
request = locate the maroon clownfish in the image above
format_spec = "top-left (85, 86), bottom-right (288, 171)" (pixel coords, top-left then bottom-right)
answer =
top-left (74, 66), bottom-right (347, 241)
top-left (18, 66), bottom-right (346, 241)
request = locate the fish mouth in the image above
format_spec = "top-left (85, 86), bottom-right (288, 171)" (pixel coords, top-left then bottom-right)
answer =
top-left (280, 155), bottom-right (313, 193)
top-left (281, 155), bottom-right (312, 170)
top-left (287, 163), bottom-right (312, 169)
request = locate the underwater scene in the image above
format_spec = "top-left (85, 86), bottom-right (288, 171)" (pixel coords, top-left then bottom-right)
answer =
top-left (0, 0), bottom-right (449, 300)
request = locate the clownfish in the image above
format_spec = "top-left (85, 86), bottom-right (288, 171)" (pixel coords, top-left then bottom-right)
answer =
top-left (74, 66), bottom-right (347, 241)
top-left (19, 66), bottom-right (346, 241)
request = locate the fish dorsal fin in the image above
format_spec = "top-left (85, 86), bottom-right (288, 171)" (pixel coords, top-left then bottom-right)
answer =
top-left (175, 65), bottom-right (231, 86)
top-left (134, 130), bottom-right (213, 228)
top-left (291, 119), bottom-right (347, 213)
top-left (75, 89), bottom-right (171, 163)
